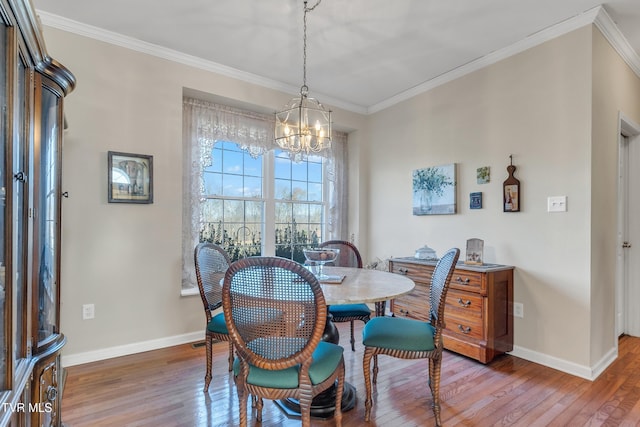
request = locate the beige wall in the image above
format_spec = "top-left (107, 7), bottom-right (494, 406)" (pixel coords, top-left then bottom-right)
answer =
top-left (364, 24), bottom-right (637, 373)
top-left (590, 29), bottom-right (640, 363)
top-left (42, 20), bottom-right (640, 376)
top-left (41, 26), bottom-right (366, 361)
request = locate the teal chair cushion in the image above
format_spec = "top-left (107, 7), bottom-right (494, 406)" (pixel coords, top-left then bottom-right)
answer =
top-left (329, 303), bottom-right (371, 317)
top-left (207, 312), bottom-right (228, 334)
top-left (233, 341), bottom-right (344, 389)
top-left (362, 316), bottom-right (436, 351)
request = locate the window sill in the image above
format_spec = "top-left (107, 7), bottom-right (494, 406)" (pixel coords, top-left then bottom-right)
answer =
top-left (181, 286), bottom-right (199, 297)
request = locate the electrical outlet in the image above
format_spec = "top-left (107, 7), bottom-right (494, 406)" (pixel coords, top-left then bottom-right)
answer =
top-left (513, 302), bottom-right (524, 318)
top-left (82, 304), bottom-right (95, 320)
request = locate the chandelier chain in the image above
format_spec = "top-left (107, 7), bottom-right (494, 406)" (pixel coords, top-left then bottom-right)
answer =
top-left (274, 0), bottom-right (331, 158)
top-left (302, 0), bottom-right (321, 93)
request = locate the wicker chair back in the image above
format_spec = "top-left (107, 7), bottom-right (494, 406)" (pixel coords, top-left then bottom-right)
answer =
top-left (222, 256), bottom-right (327, 369)
top-left (194, 242), bottom-right (231, 317)
top-left (318, 240), bottom-right (363, 268)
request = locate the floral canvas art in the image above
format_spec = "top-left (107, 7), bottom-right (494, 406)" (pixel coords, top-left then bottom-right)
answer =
top-left (412, 164), bottom-right (457, 215)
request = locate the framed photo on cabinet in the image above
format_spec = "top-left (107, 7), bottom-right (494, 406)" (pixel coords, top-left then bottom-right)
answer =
top-left (108, 151), bottom-right (153, 204)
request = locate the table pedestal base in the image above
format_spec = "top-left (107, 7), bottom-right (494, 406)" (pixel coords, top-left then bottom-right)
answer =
top-left (274, 302), bottom-right (387, 420)
top-left (274, 381), bottom-right (356, 419)
top-left (275, 311), bottom-right (357, 419)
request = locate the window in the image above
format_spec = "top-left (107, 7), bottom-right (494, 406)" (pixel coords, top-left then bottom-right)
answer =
top-left (200, 143), bottom-right (326, 263)
top-left (200, 141), bottom-right (264, 260)
top-left (182, 98), bottom-right (347, 292)
top-left (274, 150), bottom-right (325, 261)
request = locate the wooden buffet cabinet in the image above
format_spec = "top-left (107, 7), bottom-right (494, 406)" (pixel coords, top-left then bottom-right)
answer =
top-left (0, 1), bottom-right (75, 426)
top-left (389, 257), bottom-right (514, 364)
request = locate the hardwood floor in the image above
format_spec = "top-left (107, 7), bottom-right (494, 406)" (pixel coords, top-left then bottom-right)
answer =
top-left (62, 323), bottom-right (640, 426)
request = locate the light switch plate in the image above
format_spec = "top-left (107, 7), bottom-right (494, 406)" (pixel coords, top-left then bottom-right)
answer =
top-left (547, 196), bottom-right (567, 212)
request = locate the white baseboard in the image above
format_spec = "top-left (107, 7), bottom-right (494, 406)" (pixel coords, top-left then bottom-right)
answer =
top-left (61, 332), bottom-right (619, 381)
top-left (61, 331), bottom-right (204, 367)
top-left (509, 344), bottom-right (618, 381)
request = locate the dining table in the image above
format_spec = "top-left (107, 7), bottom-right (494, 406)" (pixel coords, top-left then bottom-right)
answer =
top-left (276, 265), bottom-right (416, 419)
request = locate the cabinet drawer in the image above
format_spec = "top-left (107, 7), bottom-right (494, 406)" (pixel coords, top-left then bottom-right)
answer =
top-left (390, 262), bottom-right (433, 284)
top-left (445, 289), bottom-right (483, 319)
top-left (392, 283), bottom-right (430, 322)
top-left (450, 270), bottom-right (483, 292)
top-left (444, 313), bottom-right (483, 340)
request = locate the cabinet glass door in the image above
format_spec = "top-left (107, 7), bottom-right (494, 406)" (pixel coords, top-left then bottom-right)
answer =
top-left (0, 21), bottom-right (7, 390)
top-left (14, 52), bottom-right (28, 364)
top-left (36, 83), bottom-right (61, 346)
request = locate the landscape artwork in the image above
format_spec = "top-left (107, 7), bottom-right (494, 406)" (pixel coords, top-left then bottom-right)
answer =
top-left (412, 163), bottom-right (457, 215)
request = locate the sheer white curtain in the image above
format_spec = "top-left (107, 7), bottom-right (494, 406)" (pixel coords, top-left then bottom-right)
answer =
top-left (182, 97), bottom-right (348, 291)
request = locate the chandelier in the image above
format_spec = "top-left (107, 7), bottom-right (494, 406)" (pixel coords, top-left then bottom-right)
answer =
top-left (275, 0), bottom-right (332, 156)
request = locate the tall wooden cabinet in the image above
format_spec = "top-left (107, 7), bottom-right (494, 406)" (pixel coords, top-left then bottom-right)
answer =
top-left (0, 1), bottom-right (75, 426)
top-left (389, 257), bottom-right (514, 364)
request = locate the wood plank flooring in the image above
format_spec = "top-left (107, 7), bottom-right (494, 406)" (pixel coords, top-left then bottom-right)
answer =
top-left (61, 323), bottom-right (640, 426)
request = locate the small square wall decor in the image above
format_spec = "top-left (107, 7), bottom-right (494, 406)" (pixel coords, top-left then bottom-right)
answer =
top-left (477, 166), bottom-right (490, 184)
top-left (470, 192), bottom-right (482, 209)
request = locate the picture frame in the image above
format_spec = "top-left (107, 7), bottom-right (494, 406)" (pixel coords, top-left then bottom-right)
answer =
top-left (503, 156), bottom-right (520, 212)
top-left (412, 163), bottom-right (457, 215)
top-left (465, 238), bottom-right (484, 265)
top-left (470, 192), bottom-right (482, 209)
top-left (477, 166), bottom-right (490, 184)
top-left (108, 151), bottom-right (153, 204)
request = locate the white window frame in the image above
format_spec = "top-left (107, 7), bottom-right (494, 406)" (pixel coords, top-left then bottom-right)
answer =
top-left (182, 97), bottom-right (348, 294)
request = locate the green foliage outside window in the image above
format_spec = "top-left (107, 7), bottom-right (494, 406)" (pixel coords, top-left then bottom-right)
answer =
top-left (200, 220), bottom-right (320, 263)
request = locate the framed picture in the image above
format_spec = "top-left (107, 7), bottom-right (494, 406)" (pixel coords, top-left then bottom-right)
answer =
top-left (504, 183), bottom-right (519, 212)
top-left (470, 192), bottom-right (482, 209)
top-left (108, 151), bottom-right (153, 204)
top-left (412, 163), bottom-right (457, 215)
top-left (477, 166), bottom-right (490, 184)
top-left (503, 158), bottom-right (520, 212)
top-left (465, 238), bottom-right (484, 265)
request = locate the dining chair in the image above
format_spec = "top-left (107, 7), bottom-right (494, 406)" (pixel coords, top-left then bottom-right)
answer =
top-left (222, 256), bottom-right (345, 427)
top-left (362, 247), bottom-right (460, 426)
top-left (319, 240), bottom-right (370, 351)
top-left (194, 242), bottom-right (234, 392)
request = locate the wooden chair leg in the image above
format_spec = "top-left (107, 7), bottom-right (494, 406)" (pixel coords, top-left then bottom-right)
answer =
top-left (372, 354), bottom-right (379, 384)
top-left (428, 358), bottom-right (435, 394)
top-left (204, 336), bottom-right (212, 392)
top-left (349, 320), bottom-right (356, 351)
top-left (334, 362), bottom-right (345, 427)
top-left (363, 347), bottom-right (374, 421)
top-left (227, 340), bottom-right (233, 371)
top-left (256, 396), bottom-right (264, 422)
top-left (237, 385), bottom-right (248, 427)
top-left (430, 356), bottom-right (443, 427)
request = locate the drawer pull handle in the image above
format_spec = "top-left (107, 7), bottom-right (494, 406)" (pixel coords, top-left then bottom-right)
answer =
top-left (455, 276), bottom-right (470, 284)
top-left (458, 325), bottom-right (472, 334)
top-left (457, 298), bottom-right (471, 308)
top-left (398, 268), bottom-right (409, 275)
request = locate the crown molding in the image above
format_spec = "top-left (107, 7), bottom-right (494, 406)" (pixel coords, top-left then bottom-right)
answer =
top-left (37, 7), bottom-right (639, 116)
top-left (593, 6), bottom-right (640, 77)
top-left (367, 6), bottom-right (606, 114)
top-left (35, 11), bottom-right (368, 115)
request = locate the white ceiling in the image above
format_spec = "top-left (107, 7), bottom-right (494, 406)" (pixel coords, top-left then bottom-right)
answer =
top-left (33, 0), bottom-right (640, 114)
